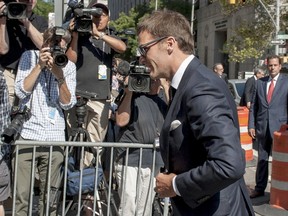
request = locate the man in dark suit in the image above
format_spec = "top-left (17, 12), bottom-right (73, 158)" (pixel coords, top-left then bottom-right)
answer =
top-left (239, 67), bottom-right (265, 109)
top-left (137, 10), bottom-right (254, 216)
top-left (248, 55), bottom-right (288, 198)
top-left (213, 63), bottom-right (228, 84)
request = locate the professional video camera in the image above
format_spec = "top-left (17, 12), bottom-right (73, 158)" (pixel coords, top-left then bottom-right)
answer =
top-left (50, 27), bottom-right (69, 68)
top-left (67, 0), bottom-right (104, 32)
top-left (1, 2), bottom-right (27, 19)
top-left (117, 60), bottom-right (151, 93)
top-left (1, 105), bottom-right (32, 144)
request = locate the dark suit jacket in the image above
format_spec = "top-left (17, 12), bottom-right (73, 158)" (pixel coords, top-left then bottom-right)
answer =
top-left (248, 74), bottom-right (288, 139)
top-left (220, 73), bottom-right (228, 84)
top-left (240, 76), bottom-right (255, 106)
top-left (160, 58), bottom-right (254, 215)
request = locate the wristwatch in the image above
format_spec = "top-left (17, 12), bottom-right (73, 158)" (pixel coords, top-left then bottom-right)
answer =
top-left (57, 77), bottom-right (65, 86)
top-left (99, 32), bottom-right (105, 40)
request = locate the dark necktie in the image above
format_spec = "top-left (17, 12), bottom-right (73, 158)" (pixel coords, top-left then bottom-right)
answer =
top-left (267, 79), bottom-right (274, 103)
top-left (169, 86), bottom-right (176, 106)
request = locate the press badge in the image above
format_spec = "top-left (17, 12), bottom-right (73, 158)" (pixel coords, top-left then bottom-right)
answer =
top-left (98, 64), bottom-right (107, 80)
top-left (47, 106), bottom-right (57, 125)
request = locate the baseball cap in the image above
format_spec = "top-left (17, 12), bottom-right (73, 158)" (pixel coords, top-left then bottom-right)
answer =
top-left (88, 1), bottom-right (109, 15)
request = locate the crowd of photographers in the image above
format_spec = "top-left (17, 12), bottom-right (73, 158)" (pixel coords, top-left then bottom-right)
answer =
top-left (0, 0), bottom-right (170, 215)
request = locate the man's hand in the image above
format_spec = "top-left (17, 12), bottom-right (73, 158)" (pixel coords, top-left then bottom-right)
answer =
top-left (155, 172), bottom-right (177, 198)
top-left (248, 128), bottom-right (256, 139)
top-left (0, 1), bottom-right (6, 16)
top-left (39, 47), bottom-right (52, 69)
top-left (246, 102), bottom-right (251, 109)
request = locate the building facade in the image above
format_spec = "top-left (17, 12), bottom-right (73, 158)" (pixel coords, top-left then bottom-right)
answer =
top-left (108, 0), bottom-right (150, 20)
top-left (196, 1), bottom-right (255, 79)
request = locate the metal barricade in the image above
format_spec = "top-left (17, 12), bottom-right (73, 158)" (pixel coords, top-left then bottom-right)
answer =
top-left (0, 140), bottom-right (170, 216)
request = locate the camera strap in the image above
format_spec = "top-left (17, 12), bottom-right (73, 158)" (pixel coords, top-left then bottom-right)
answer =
top-left (101, 41), bottom-right (105, 63)
top-left (89, 36), bottom-right (106, 64)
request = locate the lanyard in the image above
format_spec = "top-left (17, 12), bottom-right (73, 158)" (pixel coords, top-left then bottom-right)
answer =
top-left (43, 69), bottom-right (53, 102)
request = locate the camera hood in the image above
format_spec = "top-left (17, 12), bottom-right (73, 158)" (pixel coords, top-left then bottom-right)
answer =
top-left (6, 2), bottom-right (27, 19)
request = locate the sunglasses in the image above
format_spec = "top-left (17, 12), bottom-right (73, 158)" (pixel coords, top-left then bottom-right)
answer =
top-left (138, 36), bottom-right (168, 56)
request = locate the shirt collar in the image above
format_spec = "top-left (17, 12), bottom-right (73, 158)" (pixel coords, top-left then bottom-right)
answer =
top-left (171, 55), bottom-right (194, 89)
top-left (269, 73), bottom-right (280, 82)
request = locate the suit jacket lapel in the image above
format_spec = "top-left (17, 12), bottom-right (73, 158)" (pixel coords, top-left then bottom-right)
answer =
top-left (262, 76), bottom-right (269, 104)
top-left (169, 58), bottom-right (202, 111)
top-left (161, 57), bottom-right (201, 170)
top-left (270, 73), bottom-right (282, 104)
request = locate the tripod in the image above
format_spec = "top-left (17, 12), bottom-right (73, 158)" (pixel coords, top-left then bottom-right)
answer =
top-left (64, 95), bottom-right (118, 216)
top-left (69, 96), bottom-right (91, 143)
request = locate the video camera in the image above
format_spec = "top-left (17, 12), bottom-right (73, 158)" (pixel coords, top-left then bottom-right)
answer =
top-left (1, 105), bottom-right (32, 144)
top-left (117, 60), bottom-right (151, 92)
top-left (1, 2), bottom-right (27, 19)
top-left (68, 1), bottom-right (104, 33)
top-left (50, 27), bottom-right (69, 68)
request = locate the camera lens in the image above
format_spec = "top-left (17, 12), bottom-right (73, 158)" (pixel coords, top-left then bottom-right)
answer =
top-left (7, 3), bottom-right (27, 19)
top-left (55, 54), bottom-right (68, 67)
top-left (128, 75), bottom-right (150, 93)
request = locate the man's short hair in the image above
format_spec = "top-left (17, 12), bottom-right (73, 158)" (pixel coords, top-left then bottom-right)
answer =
top-left (253, 66), bottom-right (265, 75)
top-left (266, 54), bottom-right (281, 64)
top-left (213, 63), bottom-right (223, 71)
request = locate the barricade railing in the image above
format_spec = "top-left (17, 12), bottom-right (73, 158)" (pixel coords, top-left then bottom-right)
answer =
top-left (0, 140), bottom-right (170, 216)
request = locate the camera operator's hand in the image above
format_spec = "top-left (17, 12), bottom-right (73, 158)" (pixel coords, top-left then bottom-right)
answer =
top-left (39, 47), bottom-right (53, 70)
top-left (123, 76), bottom-right (130, 94)
top-left (0, 1), bottom-right (6, 17)
top-left (66, 18), bottom-right (78, 64)
top-left (91, 22), bottom-right (102, 39)
top-left (68, 17), bottom-right (78, 33)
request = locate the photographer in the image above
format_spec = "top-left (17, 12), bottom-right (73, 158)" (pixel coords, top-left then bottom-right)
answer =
top-left (65, 1), bottom-right (126, 159)
top-left (0, 71), bottom-right (11, 216)
top-left (115, 77), bottom-right (168, 216)
top-left (13, 26), bottom-right (76, 216)
top-left (0, 0), bottom-right (48, 106)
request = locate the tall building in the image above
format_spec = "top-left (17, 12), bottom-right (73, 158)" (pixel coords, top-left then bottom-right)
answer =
top-left (196, 1), bottom-right (255, 78)
top-left (108, 0), bottom-right (150, 20)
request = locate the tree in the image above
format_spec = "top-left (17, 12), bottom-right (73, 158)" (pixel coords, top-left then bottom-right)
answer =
top-left (110, 0), bottom-right (192, 61)
top-left (33, 0), bottom-right (53, 19)
top-left (218, 0), bottom-right (287, 62)
top-left (110, 7), bottom-right (149, 61)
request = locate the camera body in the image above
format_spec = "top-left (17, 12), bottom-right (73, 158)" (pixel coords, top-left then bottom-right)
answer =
top-left (128, 62), bottom-right (151, 93)
top-left (117, 60), bottom-right (151, 92)
top-left (2, 2), bottom-right (27, 19)
top-left (69, 2), bottom-right (103, 33)
top-left (50, 27), bottom-right (68, 67)
top-left (1, 105), bottom-right (32, 144)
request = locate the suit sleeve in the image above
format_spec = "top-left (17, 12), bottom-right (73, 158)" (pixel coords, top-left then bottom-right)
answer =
top-left (175, 81), bottom-right (245, 207)
top-left (245, 78), bottom-right (254, 103)
top-left (248, 81), bottom-right (258, 130)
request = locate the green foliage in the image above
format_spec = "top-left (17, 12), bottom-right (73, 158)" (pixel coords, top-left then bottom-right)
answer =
top-left (33, 0), bottom-right (53, 19)
top-left (223, 20), bottom-right (272, 62)
top-left (219, 0), bottom-right (284, 62)
top-left (110, 0), bottom-right (192, 61)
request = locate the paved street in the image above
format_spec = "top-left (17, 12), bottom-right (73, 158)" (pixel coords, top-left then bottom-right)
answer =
top-left (245, 151), bottom-right (288, 216)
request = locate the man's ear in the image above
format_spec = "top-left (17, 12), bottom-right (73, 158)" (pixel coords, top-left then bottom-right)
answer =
top-left (167, 37), bottom-right (176, 54)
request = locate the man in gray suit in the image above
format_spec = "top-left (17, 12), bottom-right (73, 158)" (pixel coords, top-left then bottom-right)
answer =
top-left (137, 10), bottom-right (254, 216)
top-left (213, 63), bottom-right (228, 84)
top-left (248, 55), bottom-right (288, 198)
top-left (239, 67), bottom-right (265, 109)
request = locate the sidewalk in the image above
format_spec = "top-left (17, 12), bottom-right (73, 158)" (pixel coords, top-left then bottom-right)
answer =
top-left (244, 154), bottom-right (288, 216)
